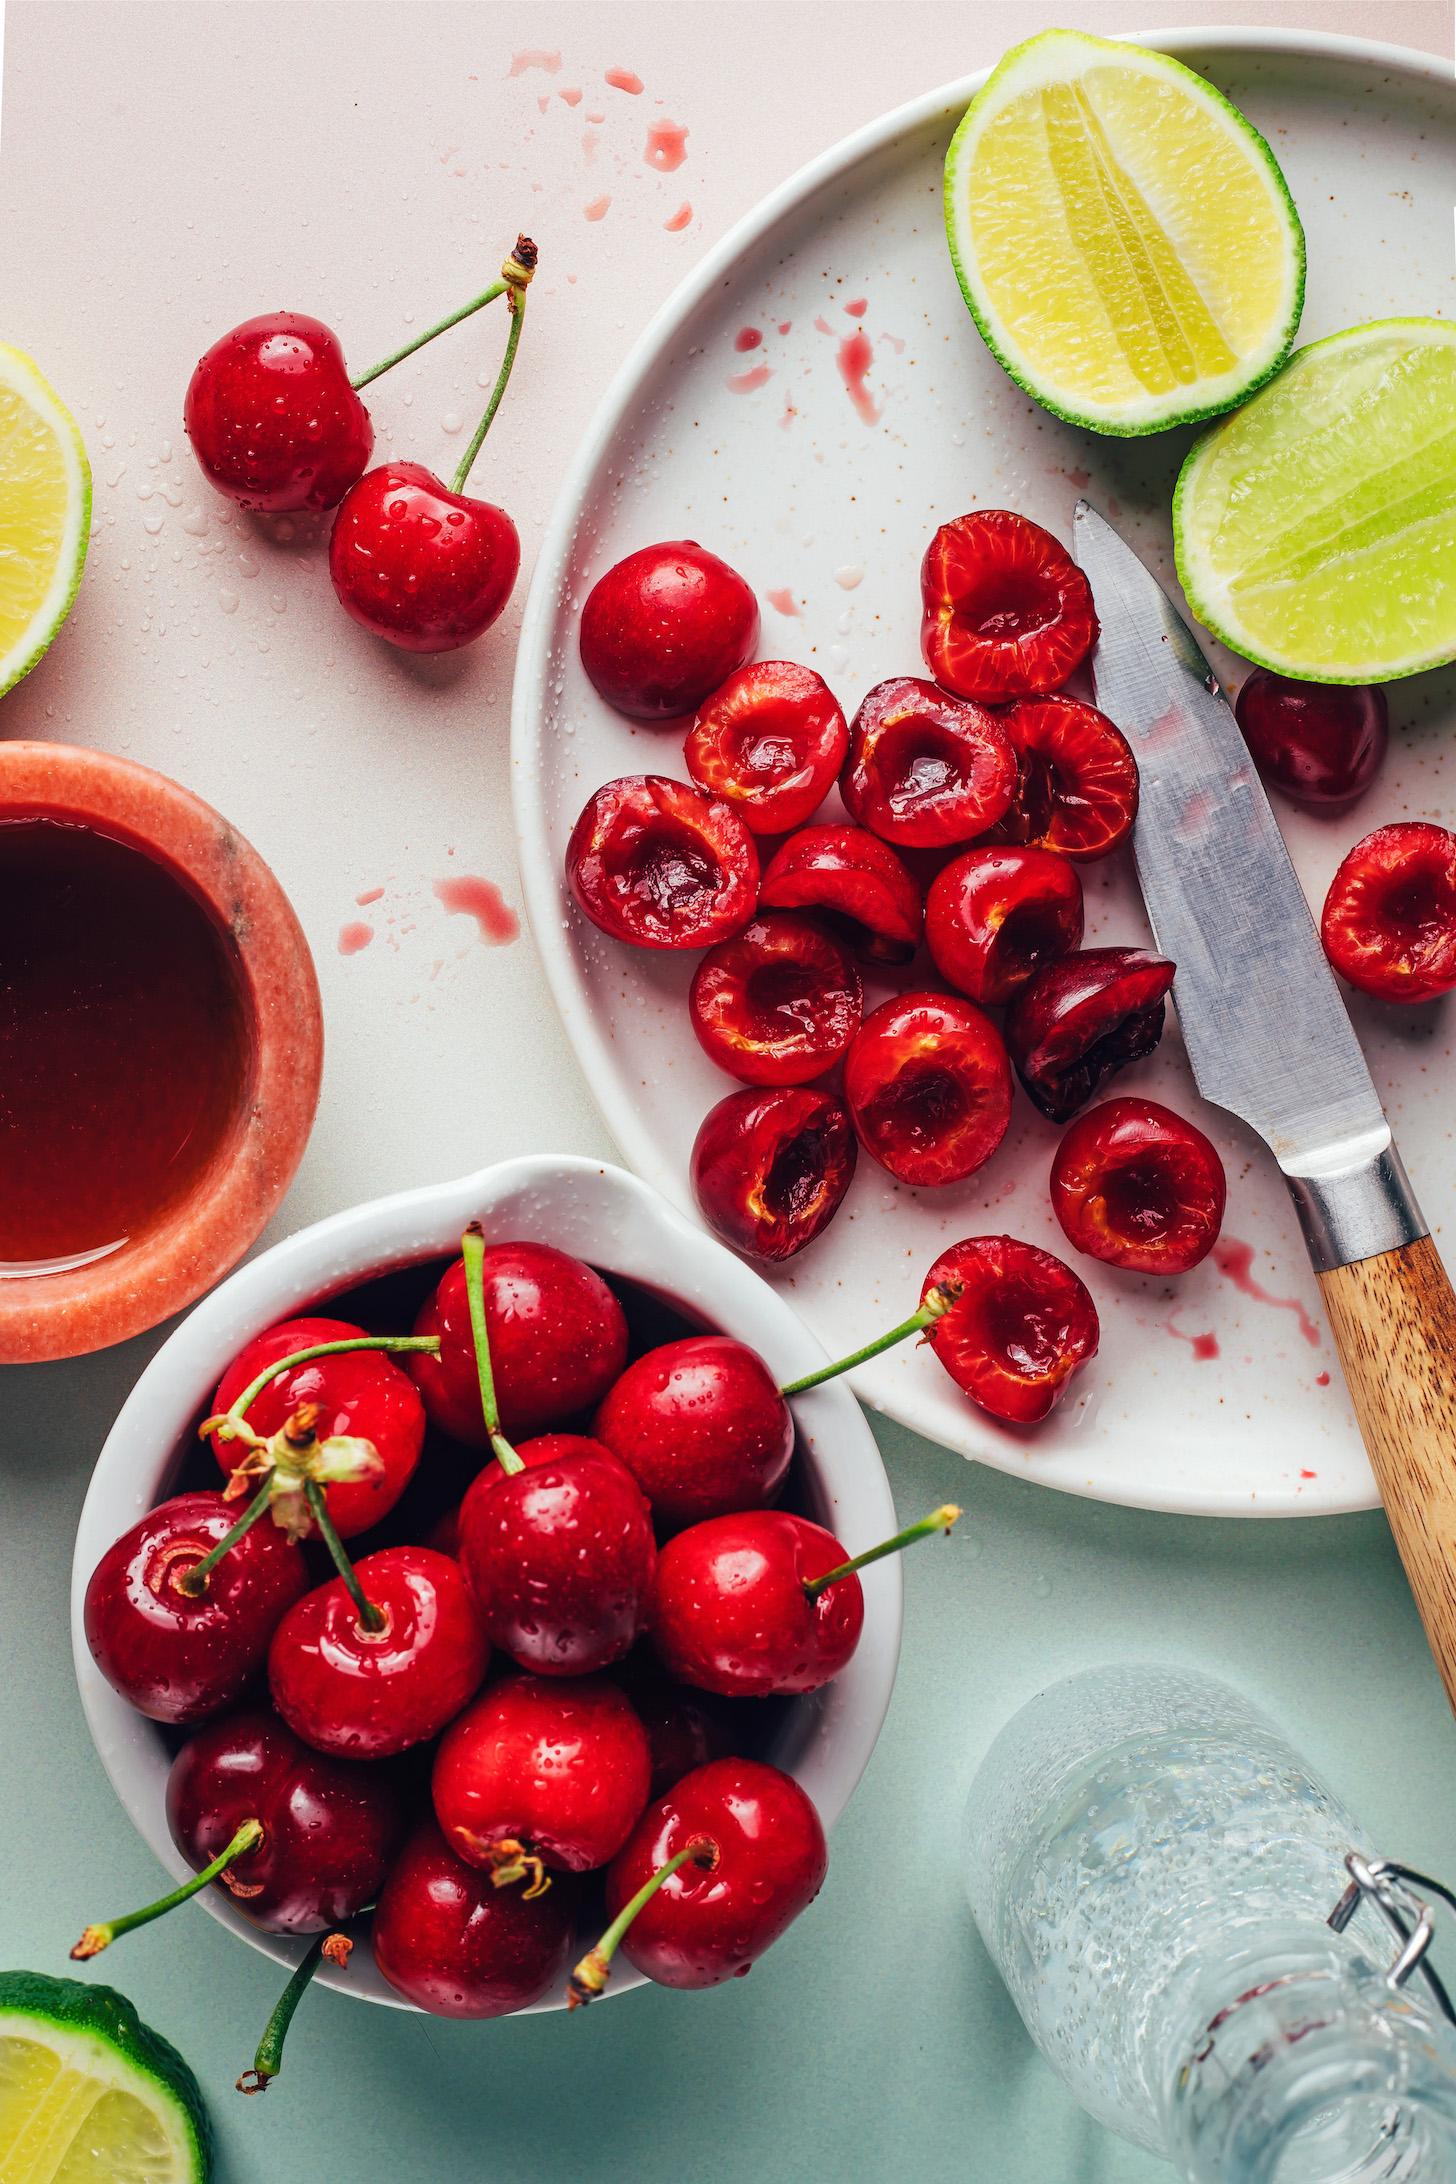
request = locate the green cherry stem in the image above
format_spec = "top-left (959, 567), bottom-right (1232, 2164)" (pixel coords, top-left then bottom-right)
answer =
top-left (206, 1335), bottom-right (440, 1446)
top-left (460, 1223), bottom-right (524, 1477)
top-left (778, 1280), bottom-right (963, 1399)
top-left (803, 1504), bottom-right (963, 1602)
top-left (174, 1471), bottom-right (278, 1596)
top-left (567, 1838), bottom-right (717, 2009)
top-left (450, 235), bottom-right (537, 495)
top-left (349, 281), bottom-right (509, 391)
top-left (303, 1480), bottom-right (384, 1633)
top-left (237, 1933), bottom-right (352, 2094)
top-left (71, 1818), bottom-right (264, 1960)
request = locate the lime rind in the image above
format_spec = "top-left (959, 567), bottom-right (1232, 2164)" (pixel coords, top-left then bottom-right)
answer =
top-left (943, 28), bottom-right (1306, 438)
top-left (0, 342), bottom-right (92, 699)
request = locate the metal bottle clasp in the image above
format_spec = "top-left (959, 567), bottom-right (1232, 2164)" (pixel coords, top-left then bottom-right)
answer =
top-left (1329, 1851), bottom-right (1456, 2026)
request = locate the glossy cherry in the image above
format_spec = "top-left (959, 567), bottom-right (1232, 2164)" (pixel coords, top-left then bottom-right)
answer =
top-left (843, 991), bottom-right (1012, 1187)
top-left (1051, 1096), bottom-right (1227, 1275)
top-left (184, 313), bottom-right (374, 513)
top-left (758, 823), bottom-right (922, 964)
top-left (691, 1085), bottom-right (857, 1262)
top-left (84, 1491), bottom-right (308, 1725)
top-left (1321, 821), bottom-right (1456, 1003)
top-left (408, 1241), bottom-right (629, 1446)
top-left (329, 462), bottom-right (520, 653)
top-left (579, 540), bottom-right (759, 721)
top-left (840, 676), bottom-right (1015, 848)
top-left (1006, 947), bottom-right (1177, 1122)
top-left (685, 660), bottom-right (847, 832)
top-left (689, 911), bottom-right (861, 1085)
top-left (923, 1237), bottom-right (1099, 1425)
top-left (1236, 670), bottom-right (1388, 808)
top-left (613, 1656), bottom-right (737, 1800)
top-left (595, 1335), bottom-right (794, 1528)
top-left (566, 775), bottom-right (759, 949)
top-left (921, 509), bottom-right (1097, 702)
top-left (267, 1546), bottom-right (490, 1759)
top-left (986, 695), bottom-right (1139, 861)
top-left (373, 1820), bottom-right (578, 2018)
top-left (433, 1672), bottom-right (651, 1880)
top-left (926, 846), bottom-right (1084, 1005)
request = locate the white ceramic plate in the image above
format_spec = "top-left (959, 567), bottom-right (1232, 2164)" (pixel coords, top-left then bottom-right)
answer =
top-left (512, 32), bottom-right (1456, 1519)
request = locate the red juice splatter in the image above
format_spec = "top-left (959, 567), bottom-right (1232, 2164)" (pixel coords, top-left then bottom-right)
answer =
top-left (645, 120), bottom-right (688, 172)
top-left (734, 327), bottom-right (763, 352)
top-left (837, 328), bottom-right (880, 425)
top-left (606, 66), bottom-right (644, 93)
top-left (1065, 465), bottom-right (1091, 488)
top-left (1214, 1238), bottom-right (1321, 1346)
top-left (880, 330), bottom-right (906, 354)
top-left (583, 195), bottom-right (611, 222)
top-left (585, 108), bottom-right (606, 124)
top-left (845, 297), bottom-right (868, 316)
top-left (1165, 1317), bottom-right (1219, 1362)
top-left (433, 875), bottom-right (519, 945)
top-left (1300, 1467), bottom-right (1317, 1479)
top-left (559, 86), bottom-right (583, 106)
top-left (338, 921), bottom-right (374, 957)
top-left (663, 202), bottom-right (692, 232)
top-left (355, 885), bottom-right (385, 907)
top-left (766, 588), bottom-right (799, 617)
top-left (814, 314), bottom-right (834, 336)
top-left (778, 320), bottom-right (792, 335)
top-left (509, 49), bottom-right (561, 75)
top-left (1316, 1371), bottom-right (1331, 1387)
top-left (536, 94), bottom-right (551, 114)
top-left (727, 363), bottom-right (773, 394)
top-left (779, 396), bottom-right (798, 431)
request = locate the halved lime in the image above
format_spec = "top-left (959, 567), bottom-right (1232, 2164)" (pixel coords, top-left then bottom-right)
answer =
top-left (0, 345), bottom-right (91, 698)
top-left (1175, 318), bottom-right (1456, 682)
top-left (0, 1972), bottom-right (210, 2183)
top-left (943, 29), bottom-right (1305, 436)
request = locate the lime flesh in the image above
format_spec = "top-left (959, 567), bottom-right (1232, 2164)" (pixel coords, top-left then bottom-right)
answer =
top-left (0, 345), bottom-right (90, 698)
top-left (0, 1974), bottom-right (209, 2184)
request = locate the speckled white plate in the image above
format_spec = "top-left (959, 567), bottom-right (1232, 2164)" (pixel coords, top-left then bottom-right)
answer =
top-left (512, 30), bottom-right (1456, 1518)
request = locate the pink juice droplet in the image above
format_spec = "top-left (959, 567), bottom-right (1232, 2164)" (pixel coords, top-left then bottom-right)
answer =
top-left (338, 921), bottom-right (374, 957)
top-left (559, 86), bottom-right (583, 107)
top-left (663, 202), bottom-right (692, 233)
top-left (766, 588), bottom-right (799, 617)
top-left (734, 327), bottom-right (763, 352)
top-left (778, 320), bottom-right (792, 335)
top-left (1165, 1317), bottom-right (1219, 1362)
top-left (726, 363), bottom-right (773, 394)
top-left (814, 315), bottom-right (835, 336)
top-left (1315, 1371), bottom-right (1331, 1388)
top-left (606, 66), bottom-right (644, 93)
top-left (355, 886), bottom-right (385, 907)
top-left (645, 120), bottom-right (688, 172)
top-left (1213, 1238), bottom-right (1322, 1347)
top-left (845, 297), bottom-right (868, 317)
top-left (837, 328), bottom-right (880, 425)
top-left (583, 195), bottom-right (612, 223)
top-left (433, 875), bottom-right (519, 946)
top-left (509, 49), bottom-right (562, 75)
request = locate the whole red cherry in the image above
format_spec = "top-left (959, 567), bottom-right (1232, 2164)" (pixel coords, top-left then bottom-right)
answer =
top-left (921, 509), bottom-right (1097, 702)
top-left (579, 541), bottom-right (759, 721)
top-left (84, 1491), bottom-right (307, 1725)
top-left (208, 1316), bottom-right (425, 1540)
top-left (923, 1237), bottom-right (1098, 1425)
top-left (433, 1672), bottom-right (651, 1879)
top-left (844, 991), bottom-right (1012, 1187)
top-left (691, 1085), bottom-right (857, 1262)
top-left (841, 676), bottom-right (1015, 848)
top-left (986, 695), bottom-right (1139, 861)
top-left (1006, 948), bottom-right (1176, 1122)
top-left (926, 846), bottom-right (1084, 1005)
top-left (613, 1655), bottom-right (737, 1799)
top-left (1321, 821), bottom-right (1456, 1003)
top-left (758, 823), bottom-right (922, 964)
top-left (566, 775), bottom-right (759, 949)
top-left (267, 1546), bottom-right (490, 1759)
top-left (408, 1242), bottom-right (629, 1447)
top-left (1236, 670), bottom-right (1388, 807)
top-left (373, 1821), bottom-right (578, 2018)
top-left (685, 661), bottom-right (847, 832)
top-left (329, 462), bottom-right (521, 653)
top-left (650, 1510), bottom-right (864, 1697)
top-left (595, 1335), bottom-right (794, 1528)
top-left (689, 911), bottom-right (861, 1085)
top-left (184, 313), bottom-right (374, 513)
top-left (1051, 1097), bottom-right (1227, 1275)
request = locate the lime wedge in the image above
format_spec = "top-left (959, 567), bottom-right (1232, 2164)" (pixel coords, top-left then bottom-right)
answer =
top-left (944, 29), bottom-right (1304, 436)
top-left (0, 1972), bottom-right (210, 2183)
top-left (0, 345), bottom-right (91, 698)
top-left (1174, 317), bottom-right (1456, 681)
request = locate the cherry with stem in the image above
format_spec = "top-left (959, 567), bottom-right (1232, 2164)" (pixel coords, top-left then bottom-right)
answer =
top-left (778, 1280), bottom-right (962, 1397)
top-left (237, 1933), bottom-right (352, 2094)
top-left (802, 1503), bottom-right (962, 1597)
top-left (460, 1223), bottom-right (524, 1477)
top-left (72, 1818), bottom-right (264, 1960)
top-left (568, 1840), bottom-right (714, 2007)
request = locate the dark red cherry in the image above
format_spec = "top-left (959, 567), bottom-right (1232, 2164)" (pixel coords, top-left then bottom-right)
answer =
top-left (579, 541), bottom-right (759, 721)
top-left (594, 1335), bottom-right (793, 1529)
top-left (328, 462), bottom-right (520, 653)
top-left (1051, 1096), bottom-right (1226, 1275)
top-left (691, 1085), bottom-right (857, 1262)
top-left (923, 1237), bottom-right (1098, 1425)
top-left (613, 1656), bottom-right (737, 1799)
top-left (920, 509), bottom-right (1097, 702)
top-left (566, 775), bottom-right (759, 949)
top-left (840, 676), bottom-right (1015, 848)
top-left (1321, 821), bottom-right (1456, 1002)
top-left (650, 1511), bottom-right (863, 1697)
top-left (758, 823), bottom-right (922, 965)
top-left (84, 1492), bottom-right (307, 1725)
top-left (684, 661), bottom-right (847, 832)
top-left (1236, 670), bottom-right (1388, 807)
top-left (373, 1820), bottom-right (578, 2018)
top-left (985, 695), bottom-right (1139, 861)
top-left (689, 911), bottom-right (861, 1085)
top-left (926, 845), bottom-right (1084, 1005)
top-left (184, 313), bottom-right (373, 513)
top-left (1006, 947), bottom-right (1176, 1122)
top-left (843, 991), bottom-right (1012, 1187)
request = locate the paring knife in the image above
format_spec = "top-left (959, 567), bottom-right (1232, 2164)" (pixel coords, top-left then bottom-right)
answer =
top-left (1073, 501), bottom-right (1456, 1709)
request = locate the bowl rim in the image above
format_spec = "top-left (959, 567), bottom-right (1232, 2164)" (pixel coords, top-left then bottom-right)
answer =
top-left (70, 1154), bottom-right (902, 2013)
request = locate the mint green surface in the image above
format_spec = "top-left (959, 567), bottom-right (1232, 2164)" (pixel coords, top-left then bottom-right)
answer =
top-left (7, 1347), bottom-right (1455, 2183)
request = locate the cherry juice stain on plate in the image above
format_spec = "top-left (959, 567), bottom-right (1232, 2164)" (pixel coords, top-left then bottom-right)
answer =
top-left (727, 363), bottom-right (773, 395)
top-left (664, 202), bottom-right (693, 232)
top-left (338, 921), bottom-right (374, 956)
top-left (766, 588), bottom-right (799, 617)
top-left (837, 328), bottom-right (880, 425)
top-left (1214, 1237), bottom-right (1321, 1346)
top-left (844, 297), bottom-right (868, 317)
top-left (583, 195), bottom-right (612, 223)
top-left (645, 120), bottom-right (688, 172)
top-left (433, 875), bottom-right (519, 945)
top-left (355, 885), bottom-right (385, 907)
top-left (509, 49), bottom-right (561, 75)
top-left (1315, 1371), bottom-right (1330, 1387)
top-left (0, 818), bottom-right (249, 1273)
top-left (606, 65), bottom-right (644, 93)
top-left (734, 328), bottom-right (763, 352)
top-left (1165, 1316), bottom-right (1219, 1362)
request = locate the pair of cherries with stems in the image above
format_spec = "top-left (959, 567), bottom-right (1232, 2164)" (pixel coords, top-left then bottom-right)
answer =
top-left (185, 235), bottom-right (537, 652)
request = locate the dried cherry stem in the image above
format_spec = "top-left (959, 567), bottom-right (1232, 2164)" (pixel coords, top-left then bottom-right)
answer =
top-left (460, 1222), bottom-right (524, 1477)
top-left (237, 1933), bottom-right (352, 2093)
top-left (175, 1471), bottom-right (277, 1596)
top-left (303, 1479), bottom-right (384, 1634)
top-left (71, 1818), bottom-right (264, 1960)
top-left (567, 1837), bottom-right (717, 2009)
top-left (778, 1280), bottom-right (964, 1398)
top-left (803, 1504), bottom-right (962, 1602)
top-left (204, 1334), bottom-right (440, 1447)
top-left (350, 277), bottom-right (510, 390)
top-left (450, 235), bottom-right (536, 495)
top-left (484, 1838), bottom-right (550, 1899)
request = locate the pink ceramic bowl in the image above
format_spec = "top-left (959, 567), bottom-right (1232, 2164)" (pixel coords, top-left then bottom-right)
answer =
top-left (0, 741), bottom-right (323, 1362)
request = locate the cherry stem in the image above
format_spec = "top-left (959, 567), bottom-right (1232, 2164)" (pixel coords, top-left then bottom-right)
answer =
top-left (237, 1933), bottom-right (351, 2093)
top-left (460, 1223), bottom-right (523, 1476)
top-left (174, 1471), bottom-right (277, 1595)
top-left (208, 1335), bottom-right (440, 1446)
top-left (567, 1838), bottom-right (716, 2009)
top-left (303, 1479), bottom-right (384, 1633)
top-left (778, 1281), bottom-right (963, 1398)
top-left (450, 235), bottom-right (537, 495)
top-left (71, 1818), bottom-right (264, 1960)
top-left (803, 1503), bottom-right (963, 1602)
top-left (350, 280), bottom-right (509, 391)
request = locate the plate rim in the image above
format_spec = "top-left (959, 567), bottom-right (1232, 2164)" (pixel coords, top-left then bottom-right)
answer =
top-left (510, 26), bottom-right (1454, 1520)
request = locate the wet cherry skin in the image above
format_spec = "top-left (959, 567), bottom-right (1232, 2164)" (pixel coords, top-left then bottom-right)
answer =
top-left (986, 695), bottom-right (1139, 861)
top-left (1236, 670), bottom-right (1388, 808)
top-left (926, 846), bottom-right (1084, 1005)
top-left (650, 1511), bottom-right (863, 1697)
top-left (613, 1654), bottom-right (737, 1799)
top-left (84, 1492), bottom-right (308, 1726)
top-left (840, 676), bottom-right (1015, 848)
top-left (373, 1820), bottom-right (579, 2018)
top-left (567, 775), bottom-right (759, 949)
top-left (843, 992), bottom-right (1013, 1187)
top-left (166, 1709), bottom-right (403, 1934)
top-left (757, 823), bottom-right (922, 965)
top-left (579, 541), bottom-right (759, 721)
top-left (1320, 821), bottom-right (1456, 1003)
top-left (689, 911), bottom-right (861, 1085)
top-left (923, 1237), bottom-right (1099, 1426)
top-left (685, 661), bottom-right (847, 833)
top-left (1006, 948), bottom-right (1177, 1122)
top-left (921, 509), bottom-right (1097, 702)
top-left (691, 1085), bottom-right (857, 1263)
top-left (328, 461), bottom-right (521, 653)
top-left (184, 313), bottom-right (373, 513)
top-left (267, 1546), bottom-right (490, 1759)
top-left (1051, 1097), bottom-right (1227, 1275)
top-left (594, 1335), bottom-right (794, 1529)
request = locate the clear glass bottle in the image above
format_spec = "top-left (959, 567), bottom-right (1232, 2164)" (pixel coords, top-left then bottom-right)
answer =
top-left (964, 1665), bottom-right (1456, 2182)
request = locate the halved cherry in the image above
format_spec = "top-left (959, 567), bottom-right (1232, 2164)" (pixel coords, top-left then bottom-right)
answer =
top-left (685, 662), bottom-right (847, 835)
top-left (926, 846), bottom-right (1083, 1006)
top-left (985, 696), bottom-right (1138, 861)
top-left (758, 824), bottom-right (921, 965)
top-left (920, 510), bottom-right (1098, 703)
top-left (1051, 1097), bottom-right (1226, 1275)
top-left (566, 776), bottom-right (759, 949)
top-left (1321, 821), bottom-right (1456, 1003)
top-left (843, 992), bottom-right (1012, 1187)
top-left (691, 1085), bottom-right (856, 1262)
top-left (1007, 947), bottom-right (1176, 1122)
top-left (689, 912), bottom-right (860, 1085)
top-left (840, 676), bottom-right (1014, 849)
top-left (1235, 670), bottom-right (1388, 809)
top-left (923, 1237), bottom-right (1098, 1424)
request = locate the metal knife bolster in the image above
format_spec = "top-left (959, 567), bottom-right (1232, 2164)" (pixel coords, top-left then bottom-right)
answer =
top-left (1281, 1131), bottom-right (1427, 1275)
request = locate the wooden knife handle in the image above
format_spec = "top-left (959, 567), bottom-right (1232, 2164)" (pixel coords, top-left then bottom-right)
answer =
top-left (1319, 1232), bottom-right (1456, 1711)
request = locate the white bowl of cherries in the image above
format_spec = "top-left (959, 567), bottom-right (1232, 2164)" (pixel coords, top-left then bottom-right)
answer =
top-left (70, 1156), bottom-right (956, 2069)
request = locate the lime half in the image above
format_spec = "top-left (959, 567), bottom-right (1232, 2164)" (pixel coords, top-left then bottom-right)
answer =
top-left (0, 345), bottom-right (90, 698)
top-left (944, 29), bottom-right (1305, 436)
top-left (1175, 318), bottom-right (1456, 682)
top-left (0, 1972), bottom-right (210, 2183)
